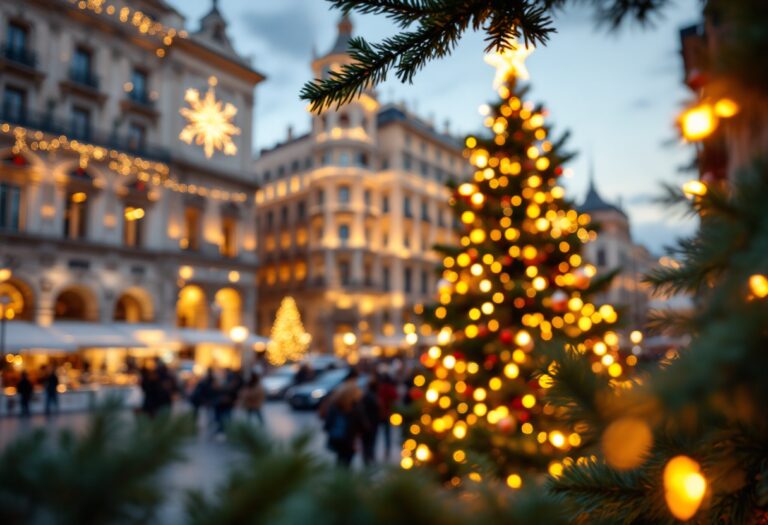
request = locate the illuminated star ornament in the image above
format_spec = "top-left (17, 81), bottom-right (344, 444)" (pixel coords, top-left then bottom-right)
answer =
top-left (179, 76), bottom-right (240, 159)
top-left (484, 36), bottom-right (534, 88)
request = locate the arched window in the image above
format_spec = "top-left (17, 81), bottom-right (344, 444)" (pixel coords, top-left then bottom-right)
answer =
top-left (214, 288), bottom-right (242, 332)
top-left (54, 286), bottom-right (97, 321)
top-left (0, 279), bottom-right (33, 321)
top-left (176, 285), bottom-right (208, 329)
top-left (114, 288), bottom-right (153, 323)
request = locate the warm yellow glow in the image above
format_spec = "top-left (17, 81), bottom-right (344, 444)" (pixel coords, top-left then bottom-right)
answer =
top-left (680, 103), bottom-right (716, 141)
top-left (630, 330), bottom-right (643, 344)
top-left (664, 456), bottom-right (707, 521)
top-left (343, 332), bottom-right (357, 346)
top-left (682, 180), bottom-right (707, 199)
top-left (602, 417), bottom-right (653, 470)
top-left (390, 413), bottom-right (403, 426)
top-left (179, 77), bottom-right (240, 158)
top-left (749, 274), bottom-right (768, 298)
top-left (229, 325), bottom-right (249, 343)
top-left (228, 271), bottom-right (240, 283)
top-left (267, 296), bottom-right (310, 365)
top-left (179, 265), bottom-right (194, 280)
top-left (504, 363), bottom-right (519, 378)
top-left (521, 394), bottom-right (536, 408)
top-left (0, 268), bottom-right (10, 282)
top-left (71, 192), bottom-right (88, 203)
top-left (415, 444), bottom-right (431, 462)
top-left (549, 431), bottom-right (566, 448)
top-left (713, 98), bottom-right (739, 118)
top-left (515, 330), bottom-right (532, 347)
top-left (484, 36), bottom-right (534, 87)
top-left (506, 474), bottom-right (523, 489)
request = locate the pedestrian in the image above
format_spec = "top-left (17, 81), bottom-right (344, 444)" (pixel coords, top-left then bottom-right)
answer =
top-left (190, 368), bottom-right (214, 423)
top-left (360, 379), bottom-right (380, 466)
top-left (321, 369), bottom-right (366, 467)
top-left (17, 371), bottom-right (33, 418)
top-left (376, 371), bottom-right (399, 459)
top-left (213, 369), bottom-right (239, 436)
top-left (44, 366), bottom-right (59, 416)
top-left (239, 374), bottom-right (265, 424)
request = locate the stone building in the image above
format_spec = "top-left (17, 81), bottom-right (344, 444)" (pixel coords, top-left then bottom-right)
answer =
top-left (253, 17), bottom-right (467, 355)
top-left (0, 0), bottom-right (264, 377)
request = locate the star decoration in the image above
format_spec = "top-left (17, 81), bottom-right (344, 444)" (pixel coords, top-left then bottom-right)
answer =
top-left (179, 76), bottom-right (240, 159)
top-left (484, 37), bottom-right (534, 88)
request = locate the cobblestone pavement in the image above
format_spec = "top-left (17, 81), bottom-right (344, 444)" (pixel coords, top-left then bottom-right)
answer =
top-left (0, 400), bottom-right (399, 523)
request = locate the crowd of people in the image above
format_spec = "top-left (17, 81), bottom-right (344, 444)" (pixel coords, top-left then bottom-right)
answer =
top-left (14, 366), bottom-right (60, 417)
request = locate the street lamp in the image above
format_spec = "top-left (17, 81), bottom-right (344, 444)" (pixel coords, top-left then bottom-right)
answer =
top-left (229, 325), bottom-right (249, 376)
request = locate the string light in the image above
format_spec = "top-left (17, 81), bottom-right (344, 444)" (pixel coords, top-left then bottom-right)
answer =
top-left (748, 274), bottom-right (768, 298)
top-left (664, 456), bottom-right (707, 521)
top-left (180, 76), bottom-right (241, 159)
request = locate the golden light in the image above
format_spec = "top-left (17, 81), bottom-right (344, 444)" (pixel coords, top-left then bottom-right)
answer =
top-left (415, 444), bottom-right (431, 462)
top-left (713, 98), bottom-right (739, 118)
top-left (342, 332), bottom-right (357, 346)
top-left (390, 413), bottom-right (403, 426)
top-left (506, 474), bottom-right (523, 489)
top-left (602, 417), bottom-right (653, 470)
top-left (229, 325), bottom-right (249, 343)
top-left (71, 192), bottom-right (88, 203)
top-left (484, 36), bottom-right (534, 87)
top-left (682, 180), bottom-right (707, 199)
top-left (630, 330), bottom-right (643, 344)
top-left (124, 206), bottom-right (145, 221)
top-left (0, 268), bottom-right (10, 282)
top-left (179, 76), bottom-right (240, 158)
top-left (179, 265), bottom-right (194, 280)
top-left (680, 103), bottom-right (716, 141)
top-left (749, 274), bottom-right (768, 298)
top-left (228, 271), bottom-right (240, 283)
top-left (664, 456), bottom-right (707, 521)
top-left (521, 394), bottom-right (536, 408)
top-left (504, 363), bottom-right (519, 378)
top-left (515, 330), bottom-right (532, 347)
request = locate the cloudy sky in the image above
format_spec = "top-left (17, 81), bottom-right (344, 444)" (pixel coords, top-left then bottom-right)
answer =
top-left (168, 0), bottom-right (702, 253)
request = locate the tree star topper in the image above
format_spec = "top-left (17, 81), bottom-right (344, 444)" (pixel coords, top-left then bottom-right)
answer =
top-left (179, 76), bottom-right (240, 159)
top-left (484, 37), bottom-right (534, 88)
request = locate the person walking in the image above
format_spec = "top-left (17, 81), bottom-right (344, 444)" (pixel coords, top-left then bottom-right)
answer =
top-left (321, 369), bottom-right (366, 467)
top-left (44, 366), bottom-right (59, 416)
top-left (239, 374), bottom-right (266, 424)
top-left (190, 368), bottom-right (214, 423)
top-left (360, 379), bottom-right (380, 466)
top-left (17, 371), bottom-right (33, 418)
top-left (376, 371), bottom-right (399, 459)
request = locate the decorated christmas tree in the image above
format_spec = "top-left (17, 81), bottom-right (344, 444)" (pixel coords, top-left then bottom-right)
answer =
top-left (267, 297), bottom-right (311, 366)
top-left (397, 42), bottom-right (637, 486)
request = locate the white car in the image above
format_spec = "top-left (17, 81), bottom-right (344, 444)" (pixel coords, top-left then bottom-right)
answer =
top-left (262, 365), bottom-right (298, 399)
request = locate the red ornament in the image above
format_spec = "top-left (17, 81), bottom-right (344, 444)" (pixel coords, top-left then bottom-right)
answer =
top-left (551, 290), bottom-right (568, 312)
top-left (554, 166), bottom-right (563, 176)
top-left (409, 387), bottom-right (424, 400)
top-left (500, 329), bottom-right (514, 344)
top-left (497, 416), bottom-right (516, 433)
top-left (12, 154), bottom-right (27, 166)
top-left (518, 411), bottom-right (530, 423)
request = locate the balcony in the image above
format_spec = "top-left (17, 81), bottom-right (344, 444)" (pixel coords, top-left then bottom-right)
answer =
top-left (1, 44), bottom-right (37, 69)
top-left (68, 68), bottom-right (100, 90)
top-left (0, 108), bottom-right (171, 163)
top-left (121, 90), bottom-right (158, 119)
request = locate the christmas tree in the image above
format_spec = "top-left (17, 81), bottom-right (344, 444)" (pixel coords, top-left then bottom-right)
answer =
top-left (397, 42), bottom-right (636, 486)
top-left (267, 297), bottom-right (311, 366)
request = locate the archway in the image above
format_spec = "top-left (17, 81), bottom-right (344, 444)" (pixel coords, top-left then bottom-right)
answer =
top-left (0, 277), bottom-right (35, 321)
top-left (54, 285), bottom-right (98, 321)
top-left (114, 288), bottom-right (154, 323)
top-left (176, 285), bottom-right (208, 329)
top-left (214, 287), bottom-right (242, 332)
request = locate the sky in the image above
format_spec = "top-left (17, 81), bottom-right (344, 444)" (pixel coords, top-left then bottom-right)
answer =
top-left (167, 0), bottom-right (702, 253)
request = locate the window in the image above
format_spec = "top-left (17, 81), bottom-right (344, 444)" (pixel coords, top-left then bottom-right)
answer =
top-left (266, 210), bottom-right (274, 228)
top-left (404, 196), bottom-right (412, 218)
top-left (403, 153), bottom-right (412, 171)
top-left (382, 233), bottom-right (388, 248)
top-left (291, 160), bottom-right (300, 173)
top-left (420, 161), bottom-right (429, 177)
top-left (339, 261), bottom-right (351, 286)
top-left (339, 152), bottom-right (350, 166)
top-left (317, 189), bottom-right (325, 205)
top-left (2, 86), bottom-right (26, 123)
top-left (364, 189), bottom-right (371, 206)
top-left (64, 191), bottom-right (88, 240)
top-left (421, 269), bottom-right (429, 295)
top-left (437, 209), bottom-right (445, 227)
top-left (421, 201), bottom-right (430, 222)
top-left (0, 182), bottom-right (21, 232)
top-left (183, 206), bottom-right (201, 250)
top-left (6, 22), bottom-right (28, 53)
top-left (597, 247), bottom-right (607, 267)
top-left (263, 170), bottom-right (272, 182)
top-left (71, 47), bottom-right (93, 85)
top-left (404, 267), bottom-right (412, 293)
top-left (130, 68), bottom-right (149, 103)
top-left (382, 195), bottom-right (389, 213)
top-left (127, 123), bottom-right (146, 152)
top-left (221, 216), bottom-right (237, 257)
top-left (277, 165), bottom-right (285, 177)
top-left (383, 266), bottom-right (391, 291)
top-left (322, 151), bottom-right (332, 165)
top-left (356, 152), bottom-right (368, 167)
top-left (338, 224), bottom-right (350, 243)
top-left (297, 201), bottom-right (306, 220)
top-left (381, 157), bottom-right (390, 170)
top-left (280, 205), bottom-right (288, 224)
top-left (70, 106), bottom-right (91, 141)
top-left (338, 185), bottom-right (350, 204)
top-left (304, 157), bottom-right (313, 169)
top-left (338, 113), bottom-right (350, 128)
top-left (123, 205), bottom-right (145, 247)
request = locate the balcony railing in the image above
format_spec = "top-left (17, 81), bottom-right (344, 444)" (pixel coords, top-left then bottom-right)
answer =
top-left (1, 44), bottom-right (37, 69)
top-left (68, 68), bottom-right (100, 91)
top-left (127, 90), bottom-right (155, 108)
top-left (0, 108), bottom-right (171, 163)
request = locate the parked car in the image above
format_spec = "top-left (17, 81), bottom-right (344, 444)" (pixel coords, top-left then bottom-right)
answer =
top-left (302, 353), bottom-right (344, 372)
top-left (286, 368), bottom-right (365, 410)
top-left (262, 364), bottom-right (298, 399)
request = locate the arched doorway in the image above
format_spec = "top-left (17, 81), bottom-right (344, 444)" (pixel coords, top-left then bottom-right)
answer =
top-left (114, 288), bottom-right (154, 323)
top-left (54, 286), bottom-right (98, 321)
top-left (214, 287), bottom-right (242, 332)
top-left (0, 278), bottom-right (34, 321)
top-left (176, 285), bottom-right (207, 329)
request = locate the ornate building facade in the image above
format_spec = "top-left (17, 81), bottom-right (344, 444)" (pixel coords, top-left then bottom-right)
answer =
top-left (0, 0), bottom-right (264, 376)
top-left (253, 17), bottom-right (467, 355)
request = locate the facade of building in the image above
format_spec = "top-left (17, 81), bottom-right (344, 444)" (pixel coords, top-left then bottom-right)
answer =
top-left (0, 0), bottom-right (264, 380)
top-left (253, 17), bottom-right (467, 355)
top-left (579, 173), bottom-right (655, 329)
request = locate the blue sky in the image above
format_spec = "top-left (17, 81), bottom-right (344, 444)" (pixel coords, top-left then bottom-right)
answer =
top-left (168, 0), bottom-right (702, 253)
